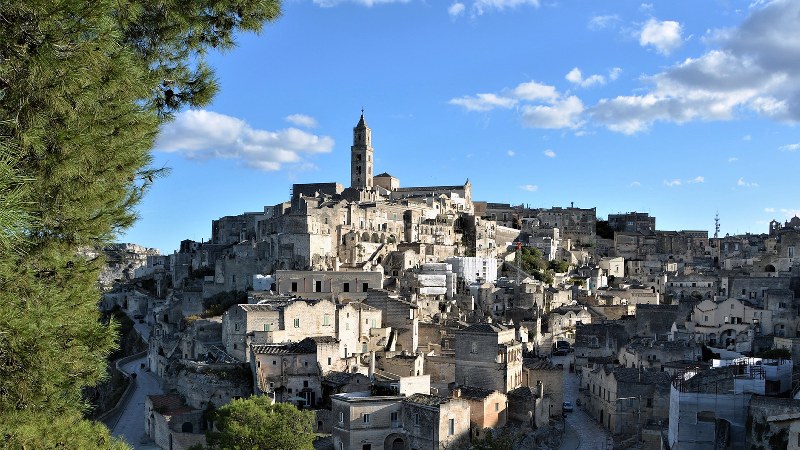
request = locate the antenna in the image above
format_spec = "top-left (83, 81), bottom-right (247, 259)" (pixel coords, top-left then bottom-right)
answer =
top-left (714, 212), bottom-right (720, 239)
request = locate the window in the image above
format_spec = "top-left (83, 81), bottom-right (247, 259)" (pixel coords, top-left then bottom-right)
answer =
top-left (291, 282), bottom-right (298, 292)
top-left (448, 418), bottom-right (454, 435)
top-left (647, 398), bottom-right (653, 407)
top-left (323, 315), bottom-right (331, 326)
top-left (264, 323), bottom-right (271, 331)
top-left (363, 282), bottom-right (369, 292)
top-left (234, 323), bottom-right (240, 331)
top-left (414, 413), bottom-right (420, 426)
top-left (343, 283), bottom-right (350, 292)
top-left (346, 323), bottom-right (350, 331)
top-left (304, 380), bottom-right (309, 387)
top-left (471, 342), bottom-right (478, 354)
top-left (315, 280), bottom-right (322, 292)
top-left (339, 412), bottom-right (344, 423)
top-left (273, 360), bottom-right (277, 365)
top-left (363, 414), bottom-right (370, 424)
top-left (371, 319), bottom-right (377, 328)
top-left (294, 318), bottom-right (300, 328)
top-left (495, 403), bottom-right (499, 412)
top-left (391, 412), bottom-right (398, 422)
top-left (327, 357), bottom-right (332, 365)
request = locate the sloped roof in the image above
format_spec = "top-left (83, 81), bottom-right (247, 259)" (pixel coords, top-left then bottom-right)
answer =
top-left (403, 393), bottom-right (450, 407)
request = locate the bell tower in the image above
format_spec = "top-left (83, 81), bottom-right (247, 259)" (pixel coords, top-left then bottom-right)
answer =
top-left (351, 109), bottom-right (373, 190)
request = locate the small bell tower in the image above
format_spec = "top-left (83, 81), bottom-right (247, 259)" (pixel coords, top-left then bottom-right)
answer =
top-left (351, 109), bottom-right (373, 190)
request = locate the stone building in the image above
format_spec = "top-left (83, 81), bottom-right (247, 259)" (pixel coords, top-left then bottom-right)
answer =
top-left (274, 269), bottom-right (384, 302)
top-left (454, 322), bottom-right (523, 393)
top-left (402, 393), bottom-right (471, 450)
top-left (547, 306), bottom-right (592, 344)
top-left (521, 359), bottom-right (564, 416)
top-left (580, 366), bottom-right (671, 437)
top-left (222, 299), bottom-right (338, 362)
top-left (145, 394), bottom-right (206, 450)
top-left (331, 393), bottom-right (407, 450)
top-left (452, 386), bottom-right (507, 438)
top-left (250, 336), bottom-right (342, 406)
top-left (608, 212), bottom-right (655, 233)
top-left (331, 392), bottom-right (471, 450)
top-left (685, 298), bottom-right (772, 351)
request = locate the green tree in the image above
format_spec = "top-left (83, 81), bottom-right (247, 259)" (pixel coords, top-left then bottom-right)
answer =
top-left (548, 259), bottom-right (570, 273)
top-left (206, 397), bottom-right (316, 450)
top-left (0, 0), bottom-right (280, 445)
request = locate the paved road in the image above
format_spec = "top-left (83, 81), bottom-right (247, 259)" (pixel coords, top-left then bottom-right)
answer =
top-left (112, 355), bottom-right (163, 450)
top-left (553, 355), bottom-right (613, 450)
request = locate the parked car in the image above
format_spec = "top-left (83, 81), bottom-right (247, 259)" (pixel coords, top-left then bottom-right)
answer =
top-left (563, 401), bottom-right (574, 412)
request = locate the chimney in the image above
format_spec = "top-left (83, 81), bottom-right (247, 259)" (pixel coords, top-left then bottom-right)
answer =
top-left (536, 380), bottom-right (544, 398)
top-left (368, 351), bottom-right (376, 379)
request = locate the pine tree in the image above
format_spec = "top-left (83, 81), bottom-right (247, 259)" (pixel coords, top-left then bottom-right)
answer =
top-left (0, 0), bottom-right (280, 446)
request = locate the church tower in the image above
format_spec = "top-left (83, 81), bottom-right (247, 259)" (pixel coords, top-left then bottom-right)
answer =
top-left (351, 110), bottom-right (373, 190)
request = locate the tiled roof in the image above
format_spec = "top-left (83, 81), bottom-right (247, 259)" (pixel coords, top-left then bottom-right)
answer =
top-left (239, 304), bottom-right (281, 312)
top-left (460, 322), bottom-right (507, 334)
top-left (403, 393), bottom-right (450, 407)
top-left (523, 359), bottom-right (560, 371)
top-left (458, 386), bottom-right (498, 400)
top-left (507, 386), bottom-right (538, 399)
top-left (148, 394), bottom-right (195, 416)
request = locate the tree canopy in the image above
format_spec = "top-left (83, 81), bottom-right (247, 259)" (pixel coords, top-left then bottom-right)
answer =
top-left (0, 0), bottom-right (280, 446)
top-left (206, 396), bottom-right (316, 450)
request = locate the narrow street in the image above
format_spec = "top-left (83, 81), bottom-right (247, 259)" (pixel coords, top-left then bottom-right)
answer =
top-left (552, 355), bottom-right (614, 450)
top-left (111, 317), bottom-right (162, 449)
top-left (112, 356), bottom-right (163, 449)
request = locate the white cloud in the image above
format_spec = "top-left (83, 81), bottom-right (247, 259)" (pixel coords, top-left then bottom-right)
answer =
top-left (764, 207), bottom-right (776, 213)
top-left (471, 0), bottom-right (539, 16)
top-left (451, 79), bottom-right (582, 130)
top-left (664, 176), bottom-right (703, 187)
top-left (566, 67), bottom-right (606, 88)
top-left (743, 134), bottom-right (752, 141)
top-left (737, 177), bottom-right (759, 187)
top-left (313, 0), bottom-right (410, 6)
top-left (155, 109), bottom-right (334, 171)
top-left (728, 156), bottom-right (738, 162)
top-left (639, 18), bottom-right (683, 55)
top-left (779, 143), bottom-right (800, 152)
top-left (507, 150), bottom-right (515, 157)
top-left (588, 14), bottom-right (620, 30)
top-left (543, 149), bottom-right (556, 158)
top-left (521, 96), bottom-right (584, 129)
top-left (285, 114), bottom-right (318, 128)
top-left (592, 2), bottom-right (800, 133)
top-left (448, 93), bottom-right (517, 111)
top-left (448, 2), bottom-right (465, 16)
top-left (510, 81), bottom-right (559, 102)
top-left (629, 181), bottom-right (642, 187)
top-left (520, 184), bottom-right (539, 192)
top-left (608, 67), bottom-right (623, 81)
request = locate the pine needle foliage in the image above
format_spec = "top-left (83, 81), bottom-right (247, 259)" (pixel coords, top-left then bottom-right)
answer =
top-left (0, 0), bottom-right (281, 446)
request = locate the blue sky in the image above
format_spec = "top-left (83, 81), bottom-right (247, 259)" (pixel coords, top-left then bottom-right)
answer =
top-left (122, 0), bottom-right (800, 253)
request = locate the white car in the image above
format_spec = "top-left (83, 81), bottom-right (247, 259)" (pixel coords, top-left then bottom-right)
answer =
top-left (563, 401), bottom-right (574, 412)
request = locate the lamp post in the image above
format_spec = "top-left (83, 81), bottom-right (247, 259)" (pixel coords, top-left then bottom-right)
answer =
top-left (615, 396), bottom-right (641, 444)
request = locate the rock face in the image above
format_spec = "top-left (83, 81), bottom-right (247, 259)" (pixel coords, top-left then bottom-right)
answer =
top-left (98, 243), bottom-right (161, 290)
